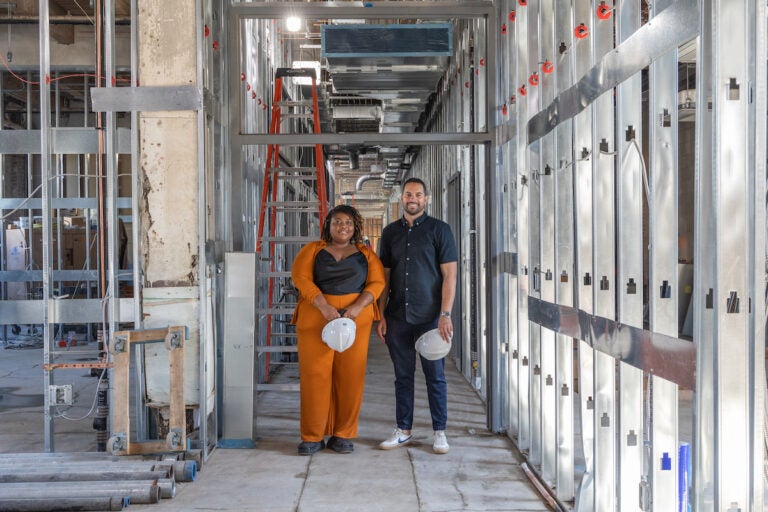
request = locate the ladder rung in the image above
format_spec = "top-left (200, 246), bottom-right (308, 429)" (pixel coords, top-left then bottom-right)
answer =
top-left (280, 113), bottom-right (314, 119)
top-left (261, 236), bottom-right (318, 243)
top-left (257, 346), bottom-right (298, 353)
top-left (265, 201), bottom-right (320, 209)
top-left (257, 307), bottom-right (297, 315)
top-left (256, 383), bottom-right (300, 392)
top-left (257, 271), bottom-right (292, 278)
top-left (277, 174), bottom-right (317, 181)
top-left (275, 100), bottom-right (313, 108)
top-left (271, 166), bottom-right (320, 173)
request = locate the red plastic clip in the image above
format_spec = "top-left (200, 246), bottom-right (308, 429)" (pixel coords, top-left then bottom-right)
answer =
top-left (246, 83), bottom-right (251, 91)
top-left (212, 40), bottom-right (220, 51)
top-left (574, 23), bottom-right (589, 39)
top-left (502, 104), bottom-right (508, 116)
top-left (240, 72), bottom-right (246, 81)
top-left (529, 73), bottom-right (539, 86)
top-left (596, 2), bottom-right (612, 20)
top-left (464, 81), bottom-right (470, 88)
top-left (262, 103), bottom-right (267, 110)
top-left (509, 10), bottom-right (516, 21)
top-left (204, 25), bottom-right (210, 38)
top-left (541, 61), bottom-right (554, 74)
top-left (258, 98), bottom-right (262, 105)
top-left (519, 0), bottom-right (527, 6)
top-left (518, 85), bottom-right (527, 96)
top-left (479, 58), bottom-right (486, 67)
top-left (501, 23), bottom-right (507, 35)
top-left (251, 91), bottom-right (257, 99)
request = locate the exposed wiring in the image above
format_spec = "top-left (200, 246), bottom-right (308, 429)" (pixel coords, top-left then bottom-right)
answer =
top-left (627, 137), bottom-right (651, 205)
top-left (0, 52), bottom-right (130, 85)
top-left (0, 172), bottom-right (127, 221)
top-left (71, 0), bottom-right (95, 25)
top-left (53, 367), bottom-right (106, 420)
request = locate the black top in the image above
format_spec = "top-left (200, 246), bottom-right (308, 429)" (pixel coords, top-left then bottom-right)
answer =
top-left (379, 213), bottom-right (458, 324)
top-left (313, 249), bottom-right (368, 295)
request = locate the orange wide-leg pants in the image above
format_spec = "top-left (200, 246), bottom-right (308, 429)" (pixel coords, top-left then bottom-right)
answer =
top-left (295, 292), bottom-right (374, 442)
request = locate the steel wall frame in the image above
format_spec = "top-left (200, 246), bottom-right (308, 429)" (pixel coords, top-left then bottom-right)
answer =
top-left (506, 0), bottom-right (767, 507)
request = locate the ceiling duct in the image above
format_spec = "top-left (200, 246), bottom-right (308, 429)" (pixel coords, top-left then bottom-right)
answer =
top-left (323, 23), bottom-right (452, 188)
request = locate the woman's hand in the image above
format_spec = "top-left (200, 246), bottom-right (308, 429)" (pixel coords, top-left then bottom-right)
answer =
top-left (316, 302), bottom-right (341, 321)
top-left (342, 304), bottom-right (363, 320)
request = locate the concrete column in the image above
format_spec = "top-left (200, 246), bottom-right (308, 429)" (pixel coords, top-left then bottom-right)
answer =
top-left (138, 2), bottom-right (202, 408)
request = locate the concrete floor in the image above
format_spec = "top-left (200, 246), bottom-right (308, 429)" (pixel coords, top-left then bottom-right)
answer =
top-left (0, 335), bottom-right (552, 512)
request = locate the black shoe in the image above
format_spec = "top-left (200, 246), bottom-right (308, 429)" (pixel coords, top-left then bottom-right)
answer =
top-left (327, 436), bottom-right (354, 454)
top-left (298, 440), bottom-right (325, 455)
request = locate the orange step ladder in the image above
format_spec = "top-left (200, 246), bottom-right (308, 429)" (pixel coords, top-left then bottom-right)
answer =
top-left (254, 68), bottom-right (329, 391)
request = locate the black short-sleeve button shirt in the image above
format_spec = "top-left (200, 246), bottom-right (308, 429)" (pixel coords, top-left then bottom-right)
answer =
top-left (379, 213), bottom-right (458, 324)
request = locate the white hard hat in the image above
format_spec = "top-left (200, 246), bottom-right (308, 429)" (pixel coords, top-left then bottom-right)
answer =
top-left (321, 318), bottom-right (357, 352)
top-left (415, 329), bottom-right (452, 360)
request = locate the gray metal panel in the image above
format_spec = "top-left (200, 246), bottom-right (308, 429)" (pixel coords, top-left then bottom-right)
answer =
top-left (0, 128), bottom-right (131, 154)
top-left (647, 1), bottom-right (680, 508)
top-left (618, 363), bottom-right (643, 512)
top-left (90, 86), bottom-right (203, 112)
top-left (651, 376), bottom-right (678, 509)
top-left (614, 0), bottom-right (644, 502)
top-left (0, 197), bottom-right (131, 209)
top-left (555, 333), bottom-right (574, 500)
top-left (515, 0), bottom-right (531, 451)
top-left (591, 4), bottom-right (616, 507)
top-left (710, 0), bottom-right (758, 505)
top-left (0, 298), bottom-right (134, 324)
top-left (648, 51), bottom-right (679, 339)
top-left (540, 134), bottom-right (557, 484)
top-left (221, 252), bottom-right (256, 443)
top-left (528, 138), bottom-right (542, 466)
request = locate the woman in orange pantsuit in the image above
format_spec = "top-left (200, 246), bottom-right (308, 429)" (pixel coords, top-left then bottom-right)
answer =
top-left (291, 205), bottom-right (385, 455)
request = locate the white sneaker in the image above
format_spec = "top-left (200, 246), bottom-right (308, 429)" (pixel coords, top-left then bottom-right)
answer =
top-left (433, 430), bottom-right (449, 454)
top-left (379, 428), bottom-right (413, 450)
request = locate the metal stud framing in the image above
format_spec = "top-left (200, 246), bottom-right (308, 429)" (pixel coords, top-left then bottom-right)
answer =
top-left (501, 0), bottom-right (766, 507)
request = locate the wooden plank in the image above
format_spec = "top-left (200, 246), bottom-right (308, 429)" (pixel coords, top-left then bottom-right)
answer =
top-left (111, 349), bottom-right (131, 446)
top-left (168, 340), bottom-right (186, 450)
top-left (119, 328), bottom-right (174, 344)
top-left (125, 441), bottom-right (169, 455)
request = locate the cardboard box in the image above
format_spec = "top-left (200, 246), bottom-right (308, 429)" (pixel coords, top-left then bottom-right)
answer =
top-left (63, 216), bottom-right (87, 228)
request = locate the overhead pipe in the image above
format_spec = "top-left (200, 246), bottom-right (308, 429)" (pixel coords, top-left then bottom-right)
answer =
top-left (0, 496), bottom-right (127, 511)
top-left (355, 174), bottom-right (385, 190)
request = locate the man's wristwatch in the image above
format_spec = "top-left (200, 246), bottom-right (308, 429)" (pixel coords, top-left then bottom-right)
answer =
top-left (440, 311), bottom-right (451, 318)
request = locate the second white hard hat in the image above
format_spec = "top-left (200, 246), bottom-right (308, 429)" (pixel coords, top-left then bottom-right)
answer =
top-left (321, 317), bottom-right (357, 352)
top-left (415, 329), bottom-right (452, 360)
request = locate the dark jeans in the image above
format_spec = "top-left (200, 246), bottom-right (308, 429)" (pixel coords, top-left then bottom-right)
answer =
top-left (384, 316), bottom-right (447, 431)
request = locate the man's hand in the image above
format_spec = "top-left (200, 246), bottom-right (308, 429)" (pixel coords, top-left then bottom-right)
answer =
top-left (376, 317), bottom-right (388, 342)
top-left (437, 316), bottom-right (453, 342)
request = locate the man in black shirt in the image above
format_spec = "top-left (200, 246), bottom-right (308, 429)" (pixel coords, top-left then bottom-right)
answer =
top-left (376, 177), bottom-right (458, 454)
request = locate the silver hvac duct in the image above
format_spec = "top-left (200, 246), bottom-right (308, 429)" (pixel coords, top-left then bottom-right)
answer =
top-left (355, 174), bottom-right (385, 190)
top-left (331, 105), bottom-right (381, 119)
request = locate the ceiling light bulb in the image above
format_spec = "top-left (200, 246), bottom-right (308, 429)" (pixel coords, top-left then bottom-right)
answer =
top-left (286, 17), bottom-right (302, 32)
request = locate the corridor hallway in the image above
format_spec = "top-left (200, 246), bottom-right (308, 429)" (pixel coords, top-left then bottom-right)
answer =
top-left (138, 338), bottom-right (551, 511)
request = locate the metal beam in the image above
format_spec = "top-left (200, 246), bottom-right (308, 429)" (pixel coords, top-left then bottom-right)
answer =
top-left (91, 86), bottom-right (202, 112)
top-left (235, 132), bottom-right (493, 146)
top-left (229, 1), bottom-right (495, 19)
